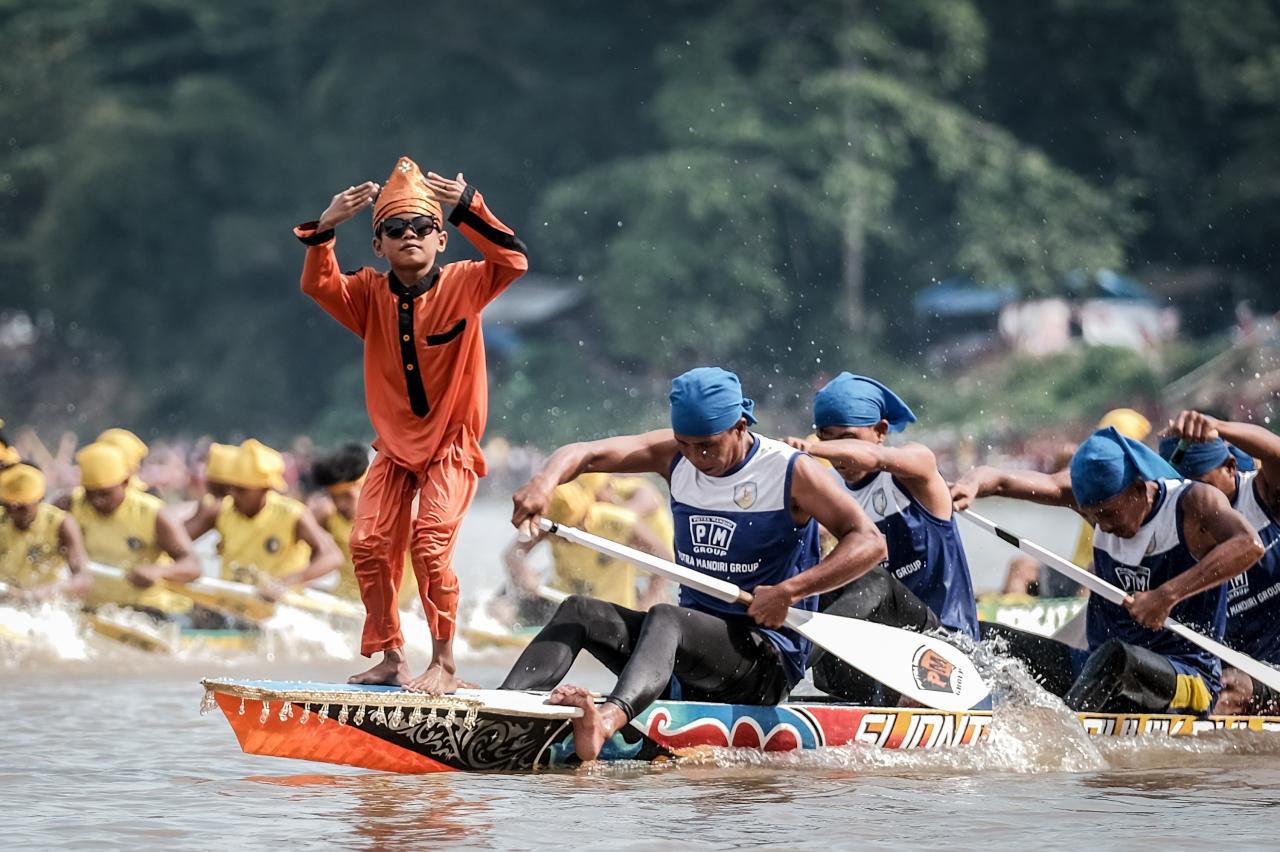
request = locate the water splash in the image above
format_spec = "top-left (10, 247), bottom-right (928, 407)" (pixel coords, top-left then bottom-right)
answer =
top-left (0, 601), bottom-right (91, 664)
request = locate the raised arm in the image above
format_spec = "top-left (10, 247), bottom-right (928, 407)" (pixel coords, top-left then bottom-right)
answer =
top-left (950, 465), bottom-right (1077, 512)
top-left (424, 172), bottom-right (528, 307)
top-left (1125, 483), bottom-right (1265, 629)
top-left (511, 430), bottom-right (679, 533)
top-left (295, 182), bottom-right (380, 335)
top-left (747, 455), bottom-right (887, 629)
top-left (1173, 410), bottom-right (1280, 514)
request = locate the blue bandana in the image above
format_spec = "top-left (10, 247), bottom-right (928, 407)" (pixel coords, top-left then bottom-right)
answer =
top-left (1070, 427), bottom-right (1181, 507)
top-left (669, 367), bottom-right (758, 437)
top-left (813, 372), bottom-right (918, 433)
top-left (1158, 435), bottom-right (1256, 477)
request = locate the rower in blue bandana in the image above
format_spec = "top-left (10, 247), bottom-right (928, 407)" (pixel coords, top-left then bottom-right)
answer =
top-left (788, 373), bottom-right (979, 703)
top-left (501, 367), bottom-right (887, 761)
top-left (1159, 409), bottom-right (1280, 714)
top-left (952, 427), bottom-right (1265, 715)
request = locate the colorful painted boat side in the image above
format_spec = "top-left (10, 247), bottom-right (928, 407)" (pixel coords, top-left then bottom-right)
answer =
top-left (200, 679), bottom-right (1280, 774)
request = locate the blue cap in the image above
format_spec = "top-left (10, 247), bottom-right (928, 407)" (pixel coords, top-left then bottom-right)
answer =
top-left (1070, 427), bottom-right (1181, 507)
top-left (669, 367), bottom-right (757, 437)
top-left (1158, 435), bottom-right (1256, 477)
top-left (813, 372), bottom-right (917, 433)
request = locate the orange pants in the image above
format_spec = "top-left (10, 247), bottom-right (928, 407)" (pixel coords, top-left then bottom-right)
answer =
top-left (350, 444), bottom-right (477, 655)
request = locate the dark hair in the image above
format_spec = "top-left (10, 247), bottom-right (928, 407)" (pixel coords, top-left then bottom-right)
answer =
top-left (311, 442), bottom-right (371, 488)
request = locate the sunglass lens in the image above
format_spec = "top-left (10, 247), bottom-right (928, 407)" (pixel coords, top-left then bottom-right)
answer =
top-left (381, 218), bottom-right (407, 238)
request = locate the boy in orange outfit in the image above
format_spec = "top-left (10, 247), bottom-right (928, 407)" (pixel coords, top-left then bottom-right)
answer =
top-left (296, 156), bottom-right (528, 691)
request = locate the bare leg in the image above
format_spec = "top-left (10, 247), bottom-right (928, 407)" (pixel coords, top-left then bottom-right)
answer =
top-left (348, 646), bottom-right (412, 686)
top-left (1213, 667), bottom-right (1253, 715)
top-left (548, 684), bottom-right (626, 762)
top-left (404, 635), bottom-right (477, 694)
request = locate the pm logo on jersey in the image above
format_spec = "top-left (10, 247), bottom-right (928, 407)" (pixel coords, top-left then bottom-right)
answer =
top-left (1114, 565), bottom-right (1151, 593)
top-left (690, 515), bottom-right (737, 557)
top-left (912, 645), bottom-right (962, 695)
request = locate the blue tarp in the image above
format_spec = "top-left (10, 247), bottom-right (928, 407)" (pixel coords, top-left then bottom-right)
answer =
top-left (913, 278), bottom-right (1018, 319)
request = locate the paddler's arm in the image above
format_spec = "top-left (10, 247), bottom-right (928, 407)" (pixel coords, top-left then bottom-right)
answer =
top-left (276, 510), bottom-right (343, 590)
top-left (296, 182), bottom-right (379, 336)
top-left (1126, 483), bottom-right (1265, 629)
top-left (1177, 410), bottom-right (1280, 513)
top-left (950, 465), bottom-right (1077, 511)
top-left (183, 495), bottom-right (219, 541)
top-left (129, 511), bottom-right (201, 588)
top-left (57, 513), bottom-right (91, 599)
top-left (512, 430), bottom-right (679, 534)
top-left (793, 436), bottom-right (954, 519)
top-left (748, 455), bottom-right (887, 629)
top-left (430, 172), bottom-right (529, 306)
top-left (503, 532), bottom-right (546, 596)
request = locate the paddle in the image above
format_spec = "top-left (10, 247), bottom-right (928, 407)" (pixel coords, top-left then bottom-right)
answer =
top-left (539, 518), bottom-right (990, 712)
top-left (960, 508), bottom-right (1280, 693)
top-left (86, 564), bottom-right (362, 623)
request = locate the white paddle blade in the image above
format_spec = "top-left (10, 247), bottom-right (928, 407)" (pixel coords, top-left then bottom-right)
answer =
top-left (786, 608), bottom-right (991, 712)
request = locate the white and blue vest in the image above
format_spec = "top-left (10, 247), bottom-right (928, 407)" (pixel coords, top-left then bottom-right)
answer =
top-left (843, 470), bottom-right (980, 639)
top-left (1225, 470), bottom-right (1280, 663)
top-left (1090, 479), bottom-right (1225, 694)
top-left (670, 434), bottom-right (820, 687)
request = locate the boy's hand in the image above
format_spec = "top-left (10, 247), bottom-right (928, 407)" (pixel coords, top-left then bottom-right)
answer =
top-left (424, 171), bottom-right (467, 210)
top-left (317, 181), bottom-right (380, 231)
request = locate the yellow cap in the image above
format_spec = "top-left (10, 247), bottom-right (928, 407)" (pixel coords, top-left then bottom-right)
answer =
top-left (97, 428), bottom-right (148, 472)
top-left (0, 464), bottom-right (45, 504)
top-left (224, 439), bottom-right (288, 491)
top-left (205, 442), bottom-right (239, 486)
top-left (546, 482), bottom-right (592, 527)
top-left (576, 472), bottom-right (610, 496)
top-left (77, 442), bottom-right (131, 490)
top-left (1098, 408), bottom-right (1152, 442)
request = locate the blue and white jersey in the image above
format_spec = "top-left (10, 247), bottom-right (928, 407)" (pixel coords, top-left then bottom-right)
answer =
top-left (1089, 479), bottom-right (1225, 695)
top-left (670, 434), bottom-right (820, 687)
top-left (1225, 470), bottom-right (1280, 663)
top-left (843, 470), bottom-right (980, 639)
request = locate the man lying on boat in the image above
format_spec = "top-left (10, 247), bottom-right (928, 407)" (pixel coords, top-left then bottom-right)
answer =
top-left (1158, 410), bottom-right (1280, 715)
top-left (785, 373), bottom-right (979, 704)
top-left (503, 366), bottom-right (887, 761)
top-left (952, 427), bottom-right (1264, 715)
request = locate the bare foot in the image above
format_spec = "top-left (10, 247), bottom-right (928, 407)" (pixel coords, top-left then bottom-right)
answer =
top-left (404, 663), bottom-right (465, 695)
top-left (348, 651), bottom-right (411, 686)
top-left (547, 684), bottom-right (625, 762)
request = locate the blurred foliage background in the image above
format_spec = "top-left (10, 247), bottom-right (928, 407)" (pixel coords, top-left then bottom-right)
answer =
top-left (1, 0), bottom-right (1276, 447)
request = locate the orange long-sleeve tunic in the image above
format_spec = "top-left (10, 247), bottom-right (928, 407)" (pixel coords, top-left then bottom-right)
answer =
top-left (296, 186), bottom-right (528, 473)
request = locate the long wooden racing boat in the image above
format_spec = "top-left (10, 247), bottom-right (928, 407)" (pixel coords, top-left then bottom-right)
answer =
top-left (200, 678), bottom-right (1280, 774)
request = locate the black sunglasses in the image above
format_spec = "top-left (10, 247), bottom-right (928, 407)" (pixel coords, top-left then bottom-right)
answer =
top-left (379, 215), bottom-right (440, 239)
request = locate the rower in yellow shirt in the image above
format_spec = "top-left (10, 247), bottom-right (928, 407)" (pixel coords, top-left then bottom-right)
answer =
top-left (0, 464), bottom-right (91, 601)
top-left (309, 443), bottom-right (419, 607)
top-left (502, 479), bottom-right (668, 625)
top-left (71, 442), bottom-right (202, 618)
top-left (185, 439), bottom-right (341, 600)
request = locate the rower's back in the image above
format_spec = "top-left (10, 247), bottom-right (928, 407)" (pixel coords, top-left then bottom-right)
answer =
top-left (1224, 469), bottom-right (1280, 662)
